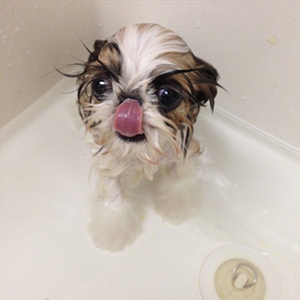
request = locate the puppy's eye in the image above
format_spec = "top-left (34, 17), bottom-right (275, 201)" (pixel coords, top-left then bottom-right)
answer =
top-left (91, 78), bottom-right (111, 99)
top-left (157, 87), bottom-right (181, 111)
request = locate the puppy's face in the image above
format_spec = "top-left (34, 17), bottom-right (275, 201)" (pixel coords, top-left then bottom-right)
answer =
top-left (77, 24), bottom-right (218, 161)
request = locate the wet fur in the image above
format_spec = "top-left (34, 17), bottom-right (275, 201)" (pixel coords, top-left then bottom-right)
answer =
top-left (64, 24), bottom-right (219, 251)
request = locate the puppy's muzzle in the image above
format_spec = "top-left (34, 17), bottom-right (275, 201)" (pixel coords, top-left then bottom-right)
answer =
top-left (114, 99), bottom-right (146, 142)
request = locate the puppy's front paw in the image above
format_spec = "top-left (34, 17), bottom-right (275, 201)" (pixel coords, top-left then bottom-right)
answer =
top-left (152, 171), bottom-right (202, 225)
top-left (88, 196), bottom-right (144, 252)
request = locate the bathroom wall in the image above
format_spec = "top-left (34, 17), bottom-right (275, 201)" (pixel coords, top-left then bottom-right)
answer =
top-left (1, 1), bottom-right (300, 150)
top-left (0, 1), bottom-right (100, 128)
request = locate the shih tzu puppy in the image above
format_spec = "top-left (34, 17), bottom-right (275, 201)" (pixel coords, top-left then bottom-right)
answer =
top-left (66, 23), bottom-right (219, 251)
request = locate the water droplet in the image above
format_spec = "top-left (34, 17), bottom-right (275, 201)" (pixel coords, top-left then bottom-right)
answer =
top-left (267, 35), bottom-right (277, 45)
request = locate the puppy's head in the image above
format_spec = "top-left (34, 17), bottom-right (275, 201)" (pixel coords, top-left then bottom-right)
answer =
top-left (77, 24), bottom-right (219, 162)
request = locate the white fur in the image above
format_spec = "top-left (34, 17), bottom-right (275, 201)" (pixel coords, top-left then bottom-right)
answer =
top-left (83, 24), bottom-right (204, 252)
top-left (111, 24), bottom-right (189, 86)
top-left (88, 191), bottom-right (145, 252)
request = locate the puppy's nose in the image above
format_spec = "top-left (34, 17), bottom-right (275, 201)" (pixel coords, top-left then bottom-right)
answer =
top-left (113, 99), bottom-right (143, 137)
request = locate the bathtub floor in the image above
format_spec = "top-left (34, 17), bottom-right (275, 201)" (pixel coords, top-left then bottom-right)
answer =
top-left (1, 79), bottom-right (300, 300)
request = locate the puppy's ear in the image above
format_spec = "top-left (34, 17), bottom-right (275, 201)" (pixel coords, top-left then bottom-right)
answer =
top-left (88, 40), bottom-right (107, 63)
top-left (193, 57), bottom-right (219, 111)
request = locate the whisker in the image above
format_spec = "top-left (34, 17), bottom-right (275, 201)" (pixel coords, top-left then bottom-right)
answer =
top-left (54, 66), bottom-right (85, 78)
top-left (93, 146), bottom-right (103, 156)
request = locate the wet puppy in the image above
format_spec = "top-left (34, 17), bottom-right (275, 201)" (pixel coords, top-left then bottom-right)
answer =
top-left (73, 24), bottom-right (219, 251)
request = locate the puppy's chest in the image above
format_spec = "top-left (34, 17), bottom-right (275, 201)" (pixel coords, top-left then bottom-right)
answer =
top-left (97, 150), bottom-right (175, 181)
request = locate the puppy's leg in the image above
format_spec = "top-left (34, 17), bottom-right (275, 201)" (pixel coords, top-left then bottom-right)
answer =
top-left (152, 140), bottom-right (203, 224)
top-left (88, 175), bottom-right (144, 252)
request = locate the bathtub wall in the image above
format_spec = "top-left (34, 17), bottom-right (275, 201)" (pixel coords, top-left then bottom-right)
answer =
top-left (1, 1), bottom-right (300, 150)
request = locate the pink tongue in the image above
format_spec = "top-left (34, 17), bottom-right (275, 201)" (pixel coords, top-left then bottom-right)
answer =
top-left (113, 99), bottom-right (143, 137)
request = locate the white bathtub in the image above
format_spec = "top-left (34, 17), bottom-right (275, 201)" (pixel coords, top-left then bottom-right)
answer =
top-left (1, 77), bottom-right (299, 299)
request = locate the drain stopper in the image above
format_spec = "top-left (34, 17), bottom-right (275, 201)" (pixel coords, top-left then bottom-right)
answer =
top-left (232, 262), bottom-right (258, 289)
top-left (214, 259), bottom-right (265, 300)
top-left (199, 245), bottom-right (281, 300)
